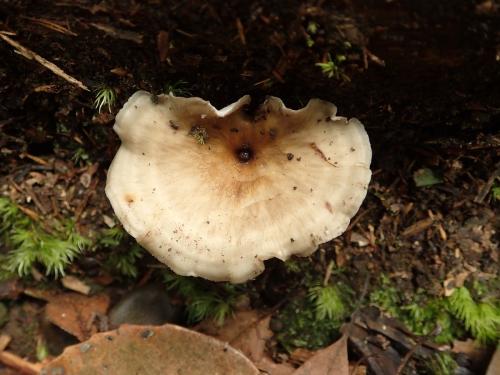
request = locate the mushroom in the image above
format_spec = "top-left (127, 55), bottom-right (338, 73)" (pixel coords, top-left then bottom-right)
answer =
top-left (105, 91), bottom-right (371, 283)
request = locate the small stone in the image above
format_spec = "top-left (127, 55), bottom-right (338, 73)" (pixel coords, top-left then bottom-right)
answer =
top-left (109, 285), bottom-right (182, 328)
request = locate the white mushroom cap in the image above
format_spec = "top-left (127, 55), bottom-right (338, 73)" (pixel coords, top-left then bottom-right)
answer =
top-left (105, 91), bottom-right (371, 283)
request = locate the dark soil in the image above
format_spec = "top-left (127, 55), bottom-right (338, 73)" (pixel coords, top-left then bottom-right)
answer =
top-left (0, 0), bottom-right (499, 373)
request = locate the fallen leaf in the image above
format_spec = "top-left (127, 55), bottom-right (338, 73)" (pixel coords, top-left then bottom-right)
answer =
top-left (349, 364), bottom-right (368, 375)
top-left (25, 288), bottom-right (109, 341)
top-left (43, 324), bottom-right (259, 375)
top-left (292, 335), bottom-right (348, 375)
top-left (413, 168), bottom-right (443, 187)
top-left (452, 339), bottom-right (492, 368)
top-left (198, 310), bottom-right (294, 374)
top-left (46, 293), bottom-right (109, 341)
top-left (486, 345), bottom-right (500, 375)
top-left (289, 347), bottom-right (315, 366)
top-left (258, 356), bottom-right (295, 375)
top-left (198, 310), bottom-right (272, 360)
top-left (402, 217), bottom-right (434, 237)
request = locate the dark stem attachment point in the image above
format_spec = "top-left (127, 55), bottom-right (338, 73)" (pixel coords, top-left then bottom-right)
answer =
top-left (236, 145), bottom-right (254, 163)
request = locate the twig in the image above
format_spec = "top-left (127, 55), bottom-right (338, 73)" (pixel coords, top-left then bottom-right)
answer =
top-left (362, 47), bottom-right (385, 68)
top-left (20, 152), bottom-right (50, 166)
top-left (0, 335), bottom-right (11, 351)
top-left (323, 260), bottom-right (335, 286)
top-left (75, 177), bottom-right (98, 221)
top-left (235, 18), bottom-right (246, 45)
top-left (21, 16), bottom-right (78, 36)
top-left (346, 207), bottom-right (373, 232)
top-left (0, 31), bottom-right (89, 91)
top-left (89, 23), bottom-right (143, 44)
top-left (395, 342), bottom-right (420, 374)
top-left (0, 351), bottom-right (42, 375)
top-left (474, 165), bottom-right (500, 203)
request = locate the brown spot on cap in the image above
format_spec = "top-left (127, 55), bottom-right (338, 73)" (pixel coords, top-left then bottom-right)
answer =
top-left (124, 194), bottom-right (135, 205)
top-left (169, 120), bottom-right (179, 130)
top-left (325, 201), bottom-right (333, 214)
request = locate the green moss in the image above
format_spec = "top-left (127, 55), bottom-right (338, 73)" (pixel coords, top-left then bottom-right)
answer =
top-left (308, 283), bottom-right (353, 321)
top-left (97, 227), bottom-right (144, 279)
top-left (315, 53), bottom-right (347, 79)
top-left (448, 286), bottom-right (500, 344)
top-left (420, 352), bottom-right (458, 375)
top-left (369, 275), bottom-right (499, 345)
top-left (275, 296), bottom-right (343, 351)
top-left (275, 265), bottom-right (354, 351)
top-left (0, 197), bottom-right (91, 278)
top-left (162, 271), bottom-right (246, 325)
top-left (0, 197), bottom-right (148, 280)
top-left (189, 126), bottom-right (208, 145)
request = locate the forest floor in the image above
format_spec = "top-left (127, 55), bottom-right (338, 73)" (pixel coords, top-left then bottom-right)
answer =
top-left (0, 0), bottom-right (499, 374)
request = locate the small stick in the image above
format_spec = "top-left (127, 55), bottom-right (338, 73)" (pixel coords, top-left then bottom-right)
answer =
top-left (395, 342), bottom-right (419, 375)
top-left (20, 152), bottom-right (49, 166)
top-left (474, 165), bottom-right (500, 203)
top-left (235, 18), bottom-right (246, 45)
top-left (323, 260), bottom-right (335, 286)
top-left (346, 207), bottom-right (373, 232)
top-left (0, 351), bottom-right (42, 375)
top-left (0, 31), bottom-right (89, 91)
top-left (89, 23), bottom-right (143, 44)
top-left (21, 16), bottom-right (78, 36)
top-left (0, 334), bottom-right (11, 351)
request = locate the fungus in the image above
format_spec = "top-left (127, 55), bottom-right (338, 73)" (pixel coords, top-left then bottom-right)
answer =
top-left (105, 91), bottom-right (372, 283)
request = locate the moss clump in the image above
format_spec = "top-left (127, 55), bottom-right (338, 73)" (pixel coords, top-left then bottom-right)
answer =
top-left (448, 285), bottom-right (500, 344)
top-left (369, 275), bottom-right (499, 345)
top-left (273, 296), bottom-right (344, 351)
top-left (419, 352), bottom-right (457, 375)
top-left (162, 270), bottom-right (247, 325)
top-left (189, 126), bottom-right (208, 145)
top-left (0, 196), bottom-right (150, 280)
top-left (0, 197), bottom-right (91, 278)
top-left (97, 227), bottom-right (144, 279)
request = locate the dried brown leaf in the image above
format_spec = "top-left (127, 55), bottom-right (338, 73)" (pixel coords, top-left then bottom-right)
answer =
top-left (198, 310), bottom-right (294, 374)
top-left (43, 324), bottom-right (259, 375)
top-left (292, 335), bottom-right (349, 375)
top-left (26, 289), bottom-right (109, 341)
